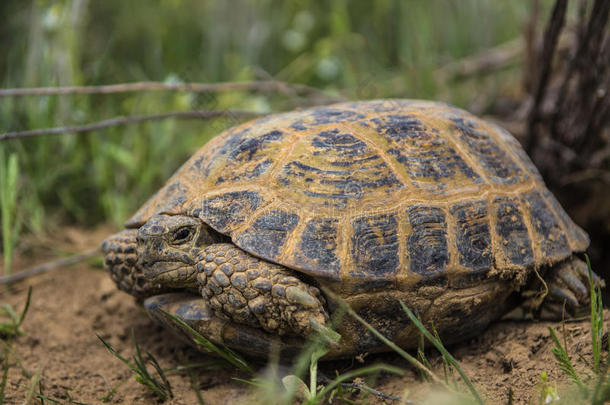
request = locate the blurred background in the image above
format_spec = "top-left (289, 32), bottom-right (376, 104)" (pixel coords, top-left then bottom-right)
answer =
top-left (1, 0), bottom-right (608, 284)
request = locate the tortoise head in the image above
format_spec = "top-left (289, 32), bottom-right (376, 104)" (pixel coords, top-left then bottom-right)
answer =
top-left (102, 214), bottom-right (224, 298)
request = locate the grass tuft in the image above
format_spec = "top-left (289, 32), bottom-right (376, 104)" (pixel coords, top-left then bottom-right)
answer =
top-left (98, 330), bottom-right (173, 401)
top-left (0, 285), bottom-right (32, 339)
top-left (548, 325), bottom-right (585, 390)
top-left (400, 302), bottom-right (483, 405)
top-left (586, 254), bottom-right (604, 374)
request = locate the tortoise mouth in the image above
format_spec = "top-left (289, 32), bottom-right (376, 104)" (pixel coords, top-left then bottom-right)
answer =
top-left (143, 261), bottom-right (199, 288)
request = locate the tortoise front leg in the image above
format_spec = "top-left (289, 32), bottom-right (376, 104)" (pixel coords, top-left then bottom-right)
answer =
top-left (194, 243), bottom-right (331, 338)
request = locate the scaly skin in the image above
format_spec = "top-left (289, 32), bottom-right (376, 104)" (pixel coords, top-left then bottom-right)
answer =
top-left (103, 214), bottom-right (330, 338)
top-left (195, 243), bottom-right (328, 336)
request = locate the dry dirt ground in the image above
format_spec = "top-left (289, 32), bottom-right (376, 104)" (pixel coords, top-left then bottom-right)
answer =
top-left (0, 227), bottom-right (604, 404)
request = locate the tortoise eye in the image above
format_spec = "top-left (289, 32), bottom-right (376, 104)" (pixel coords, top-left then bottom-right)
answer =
top-left (172, 227), bottom-right (194, 244)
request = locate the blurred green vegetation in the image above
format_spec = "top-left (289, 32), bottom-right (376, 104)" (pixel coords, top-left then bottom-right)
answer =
top-left (0, 0), bottom-right (549, 241)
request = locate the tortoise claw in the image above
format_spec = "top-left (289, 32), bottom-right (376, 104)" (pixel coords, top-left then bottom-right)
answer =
top-left (542, 257), bottom-right (604, 317)
top-left (309, 318), bottom-right (341, 349)
top-left (548, 286), bottom-right (579, 310)
top-left (556, 270), bottom-right (587, 301)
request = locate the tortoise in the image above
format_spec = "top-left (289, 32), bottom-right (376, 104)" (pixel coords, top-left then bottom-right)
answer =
top-left (102, 99), bottom-right (597, 358)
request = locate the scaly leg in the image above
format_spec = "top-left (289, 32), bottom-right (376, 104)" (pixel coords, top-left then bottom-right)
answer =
top-left (194, 243), bottom-right (330, 337)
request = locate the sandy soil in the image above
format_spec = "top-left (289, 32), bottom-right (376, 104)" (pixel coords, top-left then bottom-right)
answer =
top-left (0, 227), bottom-right (602, 404)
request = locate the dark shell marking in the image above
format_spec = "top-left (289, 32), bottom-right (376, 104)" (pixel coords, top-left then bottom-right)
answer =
top-left (350, 213), bottom-right (400, 278)
top-left (451, 201), bottom-right (492, 273)
top-left (407, 205), bottom-right (449, 277)
top-left (126, 99), bottom-right (588, 289)
top-left (371, 115), bottom-right (482, 192)
top-left (493, 197), bottom-right (535, 267)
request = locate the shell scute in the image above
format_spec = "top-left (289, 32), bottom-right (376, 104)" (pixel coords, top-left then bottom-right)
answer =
top-left (493, 196), bottom-right (535, 267)
top-left (275, 126), bottom-right (403, 209)
top-left (450, 200), bottom-right (492, 273)
top-left (289, 106), bottom-right (365, 130)
top-left (197, 191), bottom-right (265, 234)
top-left (233, 209), bottom-right (300, 261)
top-left (293, 217), bottom-right (341, 277)
top-left (450, 116), bottom-right (526, 184)
top-left (369, 114), bottom-right (483, 192)
top-left (522, 190), bottom-right (570, 262)
top-left (407, 205), bottom-right (449, 277)
top-left (350, 213), bottom-right (400, 277)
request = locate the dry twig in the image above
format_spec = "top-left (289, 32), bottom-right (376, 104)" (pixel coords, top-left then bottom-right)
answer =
top-left (0, 80), bottom-right (343, 101)
top-left (0, 110), bottom-right (264, 141)
top-left (434, 38), bottom-right (523, 81)
top-left (0, 248), bottom-right (99, 284)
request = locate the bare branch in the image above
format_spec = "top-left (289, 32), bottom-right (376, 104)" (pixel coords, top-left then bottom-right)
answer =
top-left (0, 248), bottom-right (99, 284)
top-left (0, 80), bottom-right (344, 101)
top-left (434, 38), bottom-right (523, 82)
top-left (0, 110), bottom-right (264, 141)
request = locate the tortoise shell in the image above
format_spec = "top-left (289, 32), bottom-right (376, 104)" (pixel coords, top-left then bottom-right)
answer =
top-left (126, 100), bottom-right (588, 293)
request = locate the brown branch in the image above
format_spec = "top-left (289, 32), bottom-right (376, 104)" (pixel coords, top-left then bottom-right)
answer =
top-left (0, 80), bottom-right (344, 101)
top-left (525, 0), bottom-right (569, 154)
top-left (434, 38), bottom-right (524, 82)
top-left (0, 248), bottom-right (99, 284)
top-left (0, 110), bottom-right (264, 141)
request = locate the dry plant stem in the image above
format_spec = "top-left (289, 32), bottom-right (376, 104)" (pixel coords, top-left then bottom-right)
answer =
top-left (0, 248), bottom-right (99, 284)
top-left (525, 0), bottom-right (568, 154)
top-left (0, 110), bottom-right (263, 141)
top-left (434, 38), bottom-right (524, 81)
top-left (0, 80), bottom-right (343, 101)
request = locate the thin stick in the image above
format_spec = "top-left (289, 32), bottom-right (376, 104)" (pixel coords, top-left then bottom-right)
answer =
top-left (0, 110), bottom-right (263, 141)
top-left (319, 374), bottom-right (412, 403)
top-left (0, 248), bottom-right (99, 284)
top-left (434, 38), bottom-right (523, 81)
top-left (0, 80), bottom-right (343, 101)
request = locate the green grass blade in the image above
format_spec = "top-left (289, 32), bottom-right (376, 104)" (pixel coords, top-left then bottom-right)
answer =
top-left (585, 255), bottom-right (604, 374)
top-left (97, 334), bottom-right (138, 372)
top-left (17, 286), bottom-right (32, 328)
top-left (0, 286), bottom-right (32, 338)
top-left (98, 333), bottom-right (171, 401)
top-left (399, 302), bottom-right (483, 405)
top-left (0, 148), bottom-right (20, 277)
top-left (146, 350), bottom-right (173, 398)
top-left (159, 309), bottom-right (253, 373)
